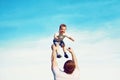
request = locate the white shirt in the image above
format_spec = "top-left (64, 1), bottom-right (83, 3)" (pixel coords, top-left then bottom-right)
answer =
top-left (54, 32), bottom-right (70, 41)
top-left (52, 66), bottom-right (80, 80)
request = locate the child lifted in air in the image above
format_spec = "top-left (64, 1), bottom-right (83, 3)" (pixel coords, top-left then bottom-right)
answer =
top-left (53, 24), bottom-right (74, 58)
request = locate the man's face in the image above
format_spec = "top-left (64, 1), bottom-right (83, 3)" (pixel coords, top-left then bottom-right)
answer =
top-left (59, 26), bottom-right (66, 34)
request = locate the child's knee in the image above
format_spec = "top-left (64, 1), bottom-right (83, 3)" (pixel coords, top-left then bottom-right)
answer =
top-left (61, 44), bottom-right (65, 47)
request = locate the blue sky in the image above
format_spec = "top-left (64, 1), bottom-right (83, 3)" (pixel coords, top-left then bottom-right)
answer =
top-left (0, 0), bottom-right (119, 41)
top-left (0, 0), bottom-right (120, 80)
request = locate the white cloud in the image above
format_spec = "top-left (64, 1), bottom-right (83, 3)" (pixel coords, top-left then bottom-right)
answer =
top-left (0, 37), bottom-right (53, 80)
top-left (80, 65), bottom-right (120, 80)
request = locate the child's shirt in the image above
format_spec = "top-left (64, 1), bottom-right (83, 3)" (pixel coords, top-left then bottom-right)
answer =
top-left (54, 32), bottom-right (70, 41)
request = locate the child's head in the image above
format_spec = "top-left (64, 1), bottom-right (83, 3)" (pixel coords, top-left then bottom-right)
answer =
top-left (59, 24), bottom-right (67, 34)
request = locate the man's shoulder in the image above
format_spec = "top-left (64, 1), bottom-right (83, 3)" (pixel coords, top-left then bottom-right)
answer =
top-left (73, 68), bottom-right (80, 74)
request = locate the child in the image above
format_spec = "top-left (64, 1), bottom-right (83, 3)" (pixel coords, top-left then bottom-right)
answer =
top-left (53, 24), bottom-right (74, 58)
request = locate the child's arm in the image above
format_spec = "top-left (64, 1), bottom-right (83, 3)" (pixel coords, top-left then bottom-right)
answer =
top-left (54, 33), bottom-right (58, 40)
top-left (65, 33), bottom-right (74, 42)
top-left (66, 35), bottom-right (74, 41)
top-left (68, 37), bottom-right (74, 41)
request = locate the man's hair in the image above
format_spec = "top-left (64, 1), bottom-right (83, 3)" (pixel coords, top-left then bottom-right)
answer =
top-left (64, 60), bottom-right (75, 74)
top-left (59, 24), bottom-right (67, 30)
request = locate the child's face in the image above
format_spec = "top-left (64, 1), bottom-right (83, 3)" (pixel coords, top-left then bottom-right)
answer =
top-left (59, 26), bottom-right (66, 34)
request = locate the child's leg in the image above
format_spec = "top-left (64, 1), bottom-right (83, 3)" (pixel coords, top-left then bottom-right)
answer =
top-left (56, 43), bottom-right (62, 58)
top-left (53, 39), bottom-right (62, 58)
top-left (60, 41), bottom-right (69, 58)
top-left (63, 46), bottom-right (68, 58)
top-left (63, 46), bottom-right (66, 53)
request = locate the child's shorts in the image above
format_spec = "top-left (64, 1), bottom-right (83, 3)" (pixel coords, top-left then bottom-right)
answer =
top-left (53, 39), bottom-right (65, 47)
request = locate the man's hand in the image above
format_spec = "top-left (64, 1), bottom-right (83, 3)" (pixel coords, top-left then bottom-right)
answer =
top-left (51, 44), bottom-right (57, 51)
top-left (67, 47), bottom-right (74, 53)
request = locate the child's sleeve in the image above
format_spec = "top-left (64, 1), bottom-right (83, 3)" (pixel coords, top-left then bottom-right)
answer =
top-left (65, 33), bottom-right (74, 41)
top-left (54, 32), bottom-right (59, 39)
top-left (65, 33), bottom-right (70, 38)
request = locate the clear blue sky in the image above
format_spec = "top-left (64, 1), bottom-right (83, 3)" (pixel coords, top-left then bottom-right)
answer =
top-left (0, 0), bottom-right (120, 80)
top-left (0, 0), bottom-right (119, 42)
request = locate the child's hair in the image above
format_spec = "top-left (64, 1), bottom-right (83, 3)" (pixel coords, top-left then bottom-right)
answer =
top-left (59, 24), bottom-right (67, 30)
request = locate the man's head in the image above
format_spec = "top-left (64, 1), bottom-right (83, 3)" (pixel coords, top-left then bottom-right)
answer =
top-left (63, 60), bottom-right (75, 74)
top-left (59, 24), bottom-right (67, 34)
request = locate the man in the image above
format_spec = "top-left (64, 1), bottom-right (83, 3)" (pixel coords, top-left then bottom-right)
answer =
top-left (51, 44), bottom-right (80, 80)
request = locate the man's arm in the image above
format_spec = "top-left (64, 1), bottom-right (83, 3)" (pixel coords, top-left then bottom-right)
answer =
top-left (51, 45), bottom-right (58, 69)
top-left (67, 47), bottom-right (79, 69)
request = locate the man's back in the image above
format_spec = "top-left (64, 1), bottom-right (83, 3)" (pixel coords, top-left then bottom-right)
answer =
top-left (52, 66), bottom-right (80, 80)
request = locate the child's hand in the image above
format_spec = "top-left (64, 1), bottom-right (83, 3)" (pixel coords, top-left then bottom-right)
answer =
top-left (69, 37), bottom-right (75, 42)
top-left (55, 36), bottom-right (59, 40)
top-left (71, 39), bottom-right (74, 42)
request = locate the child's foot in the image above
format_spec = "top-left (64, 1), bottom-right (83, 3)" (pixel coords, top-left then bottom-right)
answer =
top-left (57, 54), bottom-right (62, 58)
top-left (64, 52), bottom-right (68, 58)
